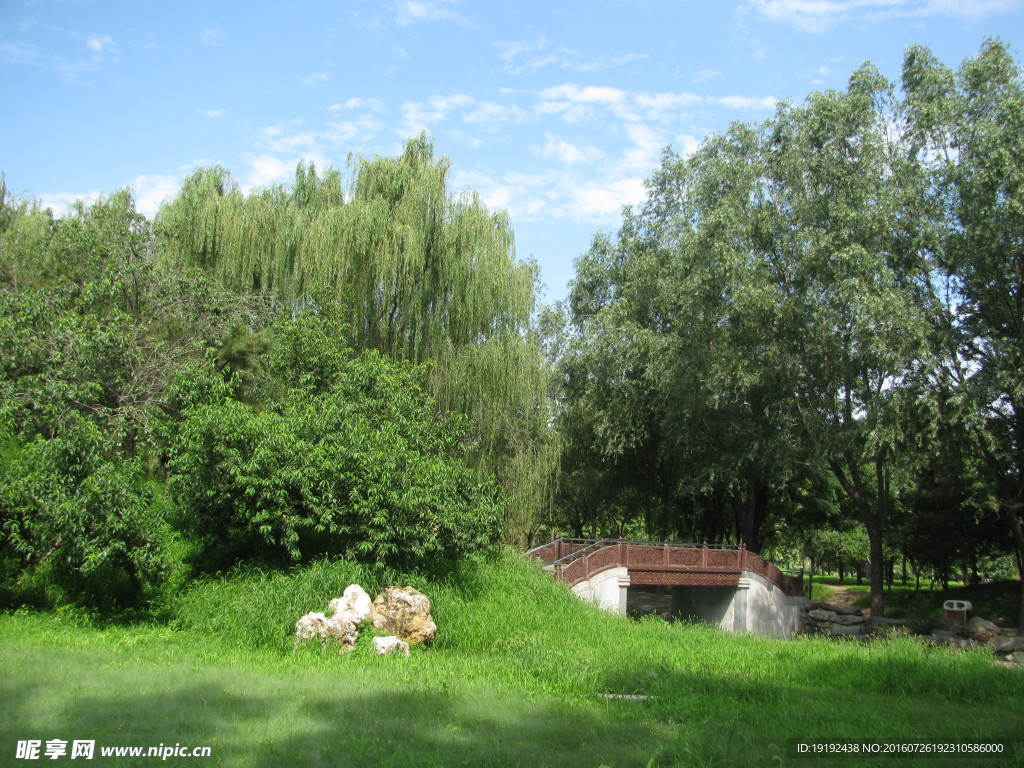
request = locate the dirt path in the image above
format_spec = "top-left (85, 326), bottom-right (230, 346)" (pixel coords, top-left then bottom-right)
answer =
top-left (818, 583), bottom-right (871, 617)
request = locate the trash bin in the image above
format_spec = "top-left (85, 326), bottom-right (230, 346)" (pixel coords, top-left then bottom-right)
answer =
top-left (943, 599), bottom-right (972, 622)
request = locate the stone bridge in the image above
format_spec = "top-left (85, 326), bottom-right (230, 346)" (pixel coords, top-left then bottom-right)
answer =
top-left (528, 538), bottom-right (807, 638)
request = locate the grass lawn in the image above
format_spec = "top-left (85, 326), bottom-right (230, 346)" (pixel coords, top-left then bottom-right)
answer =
top-left (2, 554), bottom-right (1023, 767)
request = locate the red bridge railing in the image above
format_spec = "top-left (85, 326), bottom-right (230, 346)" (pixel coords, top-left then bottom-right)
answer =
top-left (527, 538), bottom-right (803, 597)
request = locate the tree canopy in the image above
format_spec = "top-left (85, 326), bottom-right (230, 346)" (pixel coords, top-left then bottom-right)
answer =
top-left (551, 40), bottom-right (1023, 622)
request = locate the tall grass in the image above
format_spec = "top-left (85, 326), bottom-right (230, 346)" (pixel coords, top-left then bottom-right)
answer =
top-left (3, 551), bottom-right (1023, 767)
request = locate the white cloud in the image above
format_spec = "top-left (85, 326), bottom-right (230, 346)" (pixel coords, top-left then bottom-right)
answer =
top-left (742, 0), bottom-right (1021, 32)
top-left (330, 97), bottom-right (387, 112)
top-left (86, 34), bottom-right (113, 54)
top-left (634, 91), bottom-right (703, 116)
top-left (534, 99), bottom-right (593, 124)
top-left (400, 93), bottom-right (475, 134)
top-left (673, 134), bottom-right (703, 157)
top-left (714, 95), bottom-right (779, 109)
top-left (200, 28), bottom-right (225, 45)
top-left (243, 155), bottom-right (291, 191)
top-left (250, 116), bottom-right (383, 174)
top-left (450, 129), bottom-right (483, 149)
top-left (324, 117), bottom-right (384, 145)
top-left (197, 108), bottom-right (224, 118)
top-left (563, 177), bottom-right (647, 219)
top-left (464, 101), bottom-right (532, 124)
top-left (539, 133), bottom-right (604, 166)
top-left (37, 189), bottom-right (103, 217)
top-left (299, 72), bottom-right (331, 86)
top-left (496, 36), bottom-right (646, 75)
top-left (393, 0), bottom-right (470, 26)
top-left (129, 174), bottom-right (181, 216)
top-left (539, 84), bottom-right (629, 105)
top-left (0, 40), bottom-right (38, 64)
top-left (919, 0), bottom-right (1020, 15)
top-left (536, 84), bottom-right (773, 124)
top-left (742, 0), bottom-right (903, 32)
top-left (220, 82), bottom-right (778, 232)
top-left (620, 123), bottom-right (665, 174)
top-left (693, 68), bottom-right (723, 83)
top-left (34, 173), bottom-right (180, 218)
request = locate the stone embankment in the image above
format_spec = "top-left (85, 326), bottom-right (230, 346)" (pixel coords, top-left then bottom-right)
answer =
top-left (799, 601), bottom-right (1024, 668)
top-left (800, 602), bottom-right (869, 637)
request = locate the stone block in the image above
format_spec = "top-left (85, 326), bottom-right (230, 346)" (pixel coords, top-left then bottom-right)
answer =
top-left (832, 613), bottom-right (866, 626)
top-left (828, 623), bottom-right (865, 635)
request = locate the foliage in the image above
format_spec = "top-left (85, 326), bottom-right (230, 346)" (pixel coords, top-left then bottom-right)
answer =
top-left (0, 188), bottom-right (270, 461)
top-left (155, 137), bottom-right (555, 544)
top-left (551, 41), bottom-right (1024, 619)
top-left (903, 38), bottom-right (1024, 629)
top-left (0, 419), bottom-right (169, 610)
top-left (167, 314), bottom-right (501, 573)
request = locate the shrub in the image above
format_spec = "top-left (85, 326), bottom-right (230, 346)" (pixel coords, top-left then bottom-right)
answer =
top-left (0, 419), bottom-right (170, 611)
top-left (167, 328), bottom-right (501, 573)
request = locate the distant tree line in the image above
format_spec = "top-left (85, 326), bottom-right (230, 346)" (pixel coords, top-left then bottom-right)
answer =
top-left (547, 40), bottom-right (1023, 624)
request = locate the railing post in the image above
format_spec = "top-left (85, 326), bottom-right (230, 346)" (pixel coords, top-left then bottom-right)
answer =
top-left (740, 543), bottom-right (746, 570)
top-left (702, 541), bottom-right (707, 568)
top-left (618, 538), bottom-right (627, 568)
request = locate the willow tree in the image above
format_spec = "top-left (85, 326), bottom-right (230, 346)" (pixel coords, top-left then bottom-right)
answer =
top-left (155, 135), bottom-right (554, 544)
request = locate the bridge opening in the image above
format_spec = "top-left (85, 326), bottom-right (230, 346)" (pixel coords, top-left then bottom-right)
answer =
top-left (628, 584), bottom-right (739, 628)
top-left (669, 585), bottom-right (738, 628)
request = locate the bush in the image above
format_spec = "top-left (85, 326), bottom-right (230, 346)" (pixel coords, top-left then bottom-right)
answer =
top-left (167, 323), bottom-right (501, 573)
top-left (0, 419), bottom-right (170, 611)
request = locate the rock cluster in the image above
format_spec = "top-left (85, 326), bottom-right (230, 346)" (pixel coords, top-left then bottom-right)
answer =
top-left (293, 584), bottom-right (435, 655)
top-left (992, 635), bottom-right (1024, 669)
top-left (798, 602), bottom-right (1024, 669)
top-left (372, 586), bottom-right (438, 645)
top-left (966, 616), bottom-right (999, 642)
top-left (800, 602), bottom-right (868, 637)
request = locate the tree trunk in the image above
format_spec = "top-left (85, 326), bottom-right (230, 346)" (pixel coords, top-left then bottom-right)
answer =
top-left (1007, 507), bottom-right (1024, 633)
top-left (828, 455), bottom-right (886, 617)
top-left (866, 517), bottom-right (885, 617)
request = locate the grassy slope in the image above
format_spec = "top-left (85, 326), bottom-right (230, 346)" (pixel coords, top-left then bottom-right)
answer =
top-left (2, 553), bottom-right (1022, 768)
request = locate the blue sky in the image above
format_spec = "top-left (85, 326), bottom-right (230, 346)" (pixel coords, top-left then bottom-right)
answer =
top-left (2, 0), bottom-right (1022, 302)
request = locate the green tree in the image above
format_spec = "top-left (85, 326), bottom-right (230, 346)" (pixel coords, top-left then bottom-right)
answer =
top-left (0, 418), bottom-right (169, 610)
top-left (156, 136), bottom-right (554, 544)
top-left (754, 64), bottom-right (935, 617)
top-left (556, 62), bottom-right (942, 617)
top-left (903, 39), bottom-right (1024, 627)
top-left (167, 313), bottom-right (500, 572)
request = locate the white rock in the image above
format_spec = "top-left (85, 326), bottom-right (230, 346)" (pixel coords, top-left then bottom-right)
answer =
top-left (329, 584), bottom-right (374, 625)
top-left (294, 609), bottom-right (358, 651)
top-left (294, 612), bottom-right (330, 645)
top-left (373, 636), bottom-right (411, 657)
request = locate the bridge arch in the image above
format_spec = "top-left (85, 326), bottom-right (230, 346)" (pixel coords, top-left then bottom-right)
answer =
top-left (528, 538), bottom-right (808, 638)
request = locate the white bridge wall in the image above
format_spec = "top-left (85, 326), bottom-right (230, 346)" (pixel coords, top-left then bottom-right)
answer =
top-left (570, 566), bottom-right (629, 615)
top-left (571, 568), bottom-right (806, 638)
